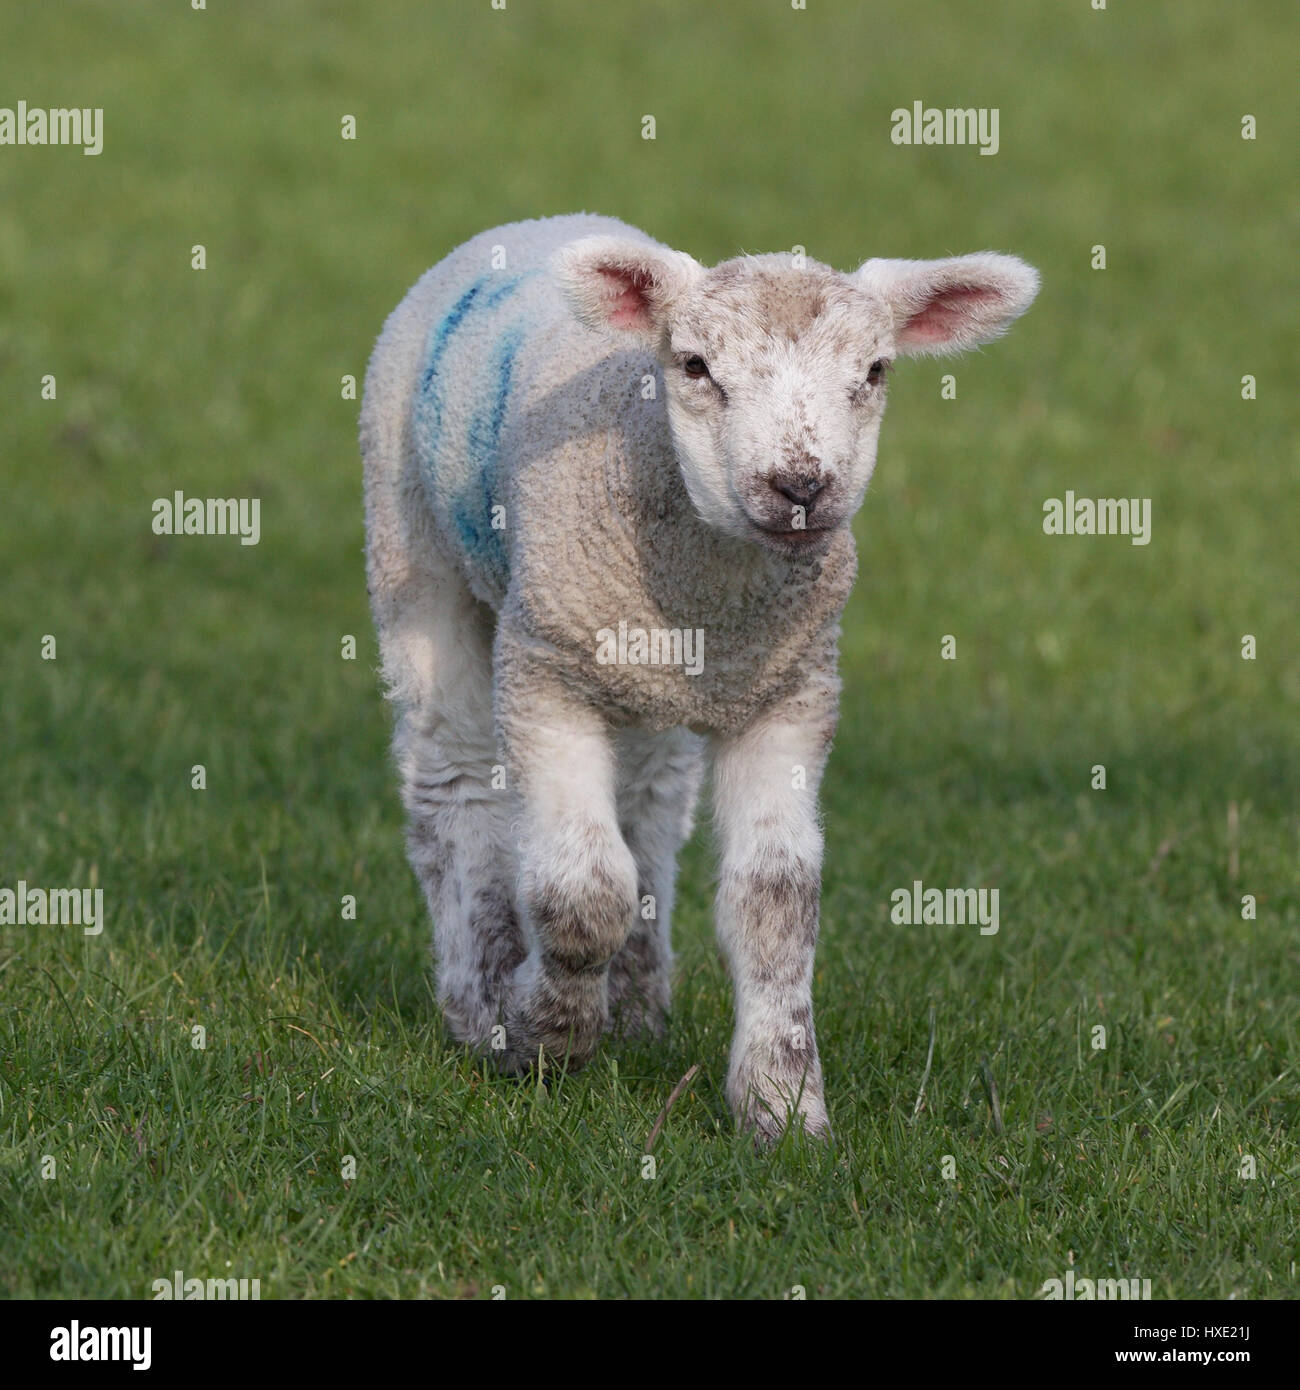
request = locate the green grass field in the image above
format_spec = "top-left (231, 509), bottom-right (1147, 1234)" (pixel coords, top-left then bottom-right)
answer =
top-left (1, 0), bottom-right (1297, 1299)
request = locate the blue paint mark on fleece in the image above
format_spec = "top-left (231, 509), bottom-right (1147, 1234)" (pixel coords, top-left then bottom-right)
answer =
top-left (414, 270), bottom-right (536, 593)
top-left (419, 272), bottom-right (528, 446)
top-left (449, 322), bottom-right (523, 591)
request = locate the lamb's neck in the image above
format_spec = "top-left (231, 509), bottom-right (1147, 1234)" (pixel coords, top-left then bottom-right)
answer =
top-left (606, 437), bottom-right (833, 616)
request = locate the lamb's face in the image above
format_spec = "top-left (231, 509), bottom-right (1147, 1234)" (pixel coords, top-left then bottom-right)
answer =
top-left (557, 234), bottom-right (1039, 557)
top-left (662, 259), bottom-right (891, 555)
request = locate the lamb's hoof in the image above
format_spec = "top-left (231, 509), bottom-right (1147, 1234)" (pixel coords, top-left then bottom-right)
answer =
top-left (502, 1035), bottom-right (602, 1076)
top-left (744, 1109), bottom-right (833, 1151)
top-left (501, 990), bottom-right (606, 1075)
top-left (606, 992), bottom-right (669, 1042)
top-left (730, 1073), bottom-right (831, 1149)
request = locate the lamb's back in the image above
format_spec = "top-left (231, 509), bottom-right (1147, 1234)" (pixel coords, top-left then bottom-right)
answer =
top-left (402, 214), bottom-right (656, 606)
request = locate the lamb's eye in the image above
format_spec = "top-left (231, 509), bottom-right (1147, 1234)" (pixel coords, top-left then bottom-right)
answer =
top-left (683, 355), bottom-right (710, 379)
top-left (852, 359), bottom-right (888, 401)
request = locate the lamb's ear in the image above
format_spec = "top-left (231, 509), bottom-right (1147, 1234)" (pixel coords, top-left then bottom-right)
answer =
top-left (856, 253), bottom-right (1039, 355)
top-left (554, 236), bottom-right (703, 341)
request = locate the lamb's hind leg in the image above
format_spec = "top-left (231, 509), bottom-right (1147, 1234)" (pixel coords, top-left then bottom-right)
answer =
top-left (365, 437), bottom-right (524, 1047)
top-left (362, 262), bottom-right (525, 1048)
top-left (607, 727), bottom-right (704, 1038)
top-left (381, 567), bottom-right (525, 1048)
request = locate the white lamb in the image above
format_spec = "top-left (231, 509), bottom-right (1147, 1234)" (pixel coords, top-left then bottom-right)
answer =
top-left (361, 214), bottom-right (1038, 1142)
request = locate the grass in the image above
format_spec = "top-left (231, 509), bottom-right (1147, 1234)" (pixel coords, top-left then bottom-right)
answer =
top-left (1, 0), bottom-right (1297, 1298)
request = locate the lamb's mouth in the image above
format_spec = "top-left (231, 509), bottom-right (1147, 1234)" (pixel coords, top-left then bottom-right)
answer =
top-left (746, 520), bottom-right (837, 554)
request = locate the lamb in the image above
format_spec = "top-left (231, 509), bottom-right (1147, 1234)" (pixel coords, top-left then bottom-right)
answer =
top-left (361, 213), bottom-right (1038, 1142)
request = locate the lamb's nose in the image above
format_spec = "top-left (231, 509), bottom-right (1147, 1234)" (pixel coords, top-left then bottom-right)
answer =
top-left (772, 476), bottom-right (825, 511)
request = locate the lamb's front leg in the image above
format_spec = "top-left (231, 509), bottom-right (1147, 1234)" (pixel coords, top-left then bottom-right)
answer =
top-left (607, 726), bottom-right (705, 1038)
top-left (496, 634), bottom-right (638, 1072)
top-left (712, 675), bottom-right (839, 1143)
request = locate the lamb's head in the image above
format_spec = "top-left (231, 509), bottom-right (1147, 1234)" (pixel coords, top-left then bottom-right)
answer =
top-left (557, 235), bottom-right (1039, 556)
